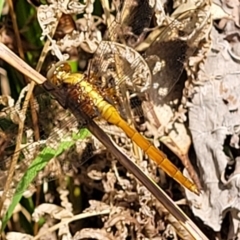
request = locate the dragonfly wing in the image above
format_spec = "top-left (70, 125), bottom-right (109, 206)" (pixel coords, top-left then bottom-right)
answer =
top-left (88, 0), bottom-right (154, 99)
top-left (91, 41), bottom-right (152, 93)
top-left (144, 8), bottom-right (208, 104)
top-left (113, 0), bottom-right (154, 44)
top-left (145, 38), bottom-right (188, 104)
top-left (0, 94), bottom-right (94, 197)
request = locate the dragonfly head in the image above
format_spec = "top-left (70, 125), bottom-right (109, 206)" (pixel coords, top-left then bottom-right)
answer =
top-left (47, 61), bottom-right (72, 86)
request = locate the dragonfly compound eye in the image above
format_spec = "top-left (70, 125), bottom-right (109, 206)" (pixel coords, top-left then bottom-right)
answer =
top-left (47, 61), bottom-right (72, 86)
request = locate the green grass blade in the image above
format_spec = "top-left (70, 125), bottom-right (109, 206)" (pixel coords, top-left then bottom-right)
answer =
top-left (0, 0), bottom-right (5, 18)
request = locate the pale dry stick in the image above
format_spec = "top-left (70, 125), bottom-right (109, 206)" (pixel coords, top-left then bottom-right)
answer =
top-left (0, 68), bottom-right (11, 95)
top-left (0, 44), bottom-right (45, 84)
top-left (0, 44), bottom-right (208, 240)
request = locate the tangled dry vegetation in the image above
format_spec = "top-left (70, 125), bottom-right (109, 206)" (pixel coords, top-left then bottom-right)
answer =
top-left (0, 0), bottom-right (240, 239)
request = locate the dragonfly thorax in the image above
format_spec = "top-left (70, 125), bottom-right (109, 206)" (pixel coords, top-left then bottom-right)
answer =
top-left (47, 61), bottom-right (74, 86)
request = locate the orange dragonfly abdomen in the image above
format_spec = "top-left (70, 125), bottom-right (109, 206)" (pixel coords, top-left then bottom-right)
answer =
top-left (102, 103), bottom-right (198, 195)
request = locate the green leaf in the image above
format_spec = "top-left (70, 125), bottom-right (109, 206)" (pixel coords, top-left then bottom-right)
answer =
top-left (68, 60), bottom-right (79, 73)
top-left (72, 128), bottom-right (90, 140)
top-left (0, 0), bottom-right (5, 18)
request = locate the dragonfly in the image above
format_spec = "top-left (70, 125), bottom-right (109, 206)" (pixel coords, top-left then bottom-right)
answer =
top-left (0, 0), bottom-right (207, 203)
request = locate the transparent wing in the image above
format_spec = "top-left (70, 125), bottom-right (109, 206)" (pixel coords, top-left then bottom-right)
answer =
top-left (114, 0), bottom-right (154, 44)
top-left (88, 0), bottom-right (154, 101)
top-left (121, 0), bottom-right (153, 36)
top-left (145, 8), bottom-right (208, 104)
top-left (0, 94), bottom-right (94, 197)
top-left (90, 41), bottom-right (152, 93)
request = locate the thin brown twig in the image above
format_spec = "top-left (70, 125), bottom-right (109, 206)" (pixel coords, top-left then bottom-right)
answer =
top-left (0, 0), bottom-right (40, 214)
top-left (7, 0), bottom-right (40, 141)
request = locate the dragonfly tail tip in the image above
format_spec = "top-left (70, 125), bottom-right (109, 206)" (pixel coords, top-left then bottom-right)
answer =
top-left (192, 186), bottom-right (200, 196)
